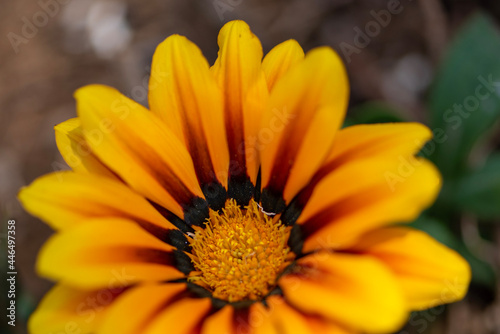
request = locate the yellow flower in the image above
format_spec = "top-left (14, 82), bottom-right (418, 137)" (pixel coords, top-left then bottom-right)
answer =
top-left (19, 20), bottom-right (470, 334)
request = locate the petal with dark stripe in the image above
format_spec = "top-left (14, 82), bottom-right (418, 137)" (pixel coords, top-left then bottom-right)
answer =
top-left (144, 297), bottom-right (212, 334)
top-left (279, 251), bottom-right (406, 333)
top-left (254, 296), bottom-right (354, 334)
top-left (201, 305), bottom-right (235, 334)
top-left (211, 20), bottom-right (268, 201)
top-left (37, 218), bottom-right (184, 289)
top-left (260, 47), bottom-right (348, 213)
top-left (100, 283), bottom-right (187, 334)
top-left (18, 171), bottom-right (175, 232)
top-left (281, 122), bottom-right (433, 226)
top-left (299, 159), bottom-right (441, 251)
top-left (76, 84), bottom-right (206, 221)
top-left (317, 122), bottom-right (432, 178)
top-left (29, 284), bottom-right (125, 334)
top-left (149, 35), bottom-right (229, 209)
top-left (55, 117), bottom-right (118, 179)
top-left (348, 227), bottom-right (471, 310)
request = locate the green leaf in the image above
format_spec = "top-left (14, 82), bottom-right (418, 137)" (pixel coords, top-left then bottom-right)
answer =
top-left (410, 215), bottom-right (460, 248)
top-left (343, 101), bottom-right (405, 128)
top-left (427, 12), bottom-right (500, 179)
top-left (455, 153), bottom-right (500, 219)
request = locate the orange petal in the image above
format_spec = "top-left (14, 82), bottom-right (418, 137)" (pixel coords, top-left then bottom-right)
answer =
top-left (18, 171), bottom-right (174, 231)
top-left (319, 122), bottom-right (432, 176)
top-left (201, 305), bottom-right (235, 334)
top-left (37, 218), bottom-right (183, 289)
top-left (281, 122), bottom-right (434, 226)
top-left (149, 35), bottom-right (229, 200)
top-left (250, 296), bottom-right (314, 334)
top-left (211, 20), bottom-right (268, 190)
top-left (349, 227), bottom-right (471, 310)
top-left (279, 251), bottom-right (407, 333)
top-left (262, 39), bottom-right (304, 91)
top-left (54, 118), bottom-right (118, 179)
top-left (76, 84), bottom-right (204, 220)
top-left (306, 317), bottom-right (356, 334)
top-left (28, 284), bottom-right (123, 334)
top-left (144, 297), bottom-right (212, 334)
top-left (100, 283), bottom-right (187, 334)
top-left (300, 159), bottom-right (402, 224)
top-left (301, 159), bottom-right (441, 251)
top-left (259, 296), bottom-right (355, 334)
top-left (259, 47), bottom-right (348, 213)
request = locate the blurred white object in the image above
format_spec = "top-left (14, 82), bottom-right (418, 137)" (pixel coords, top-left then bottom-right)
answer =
top-left (86, 1), bottom-right (132, 59)
top-left (393, 53), bottom-right (433, 94)
top-left (60, 0), bottom-right (132, 59)
top-left (382, 53), bottom-right (433, 106)
top-left (60, 0), bottom-right (93, 54)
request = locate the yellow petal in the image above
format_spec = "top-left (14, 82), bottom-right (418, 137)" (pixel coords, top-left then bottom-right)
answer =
top-left (149, 35), bottom-right (229, 194)
top-left (279, 251), bottom-right (407, 333)
top-left (37, 218), bottom-right (183, 289)
top-left (144, 298), bottom-right (212, 334)
top-left (75, 84), bottom-right (204, 219)
top-left (211, 20), bottom-right (268, 188)
top-left (262, 39), bottom-right (304, 91)
top-left (28, 284), bottom-right (123, 334)
top-left (349, 227), bottom-right (471, 310)
top-left (100, 283), bottom-right (186, 334)
top-left (18, 171), bottom-right (174, 231)
top-left (301, 159), bottom-right (441, 251)
top-left (55, 118), bottom-right (118, 179)
top-left (260, 47), bottom-right (348, 212)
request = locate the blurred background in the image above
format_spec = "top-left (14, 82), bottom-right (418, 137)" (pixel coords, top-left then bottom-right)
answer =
top-left (1, 0), bottom-right (500, 333)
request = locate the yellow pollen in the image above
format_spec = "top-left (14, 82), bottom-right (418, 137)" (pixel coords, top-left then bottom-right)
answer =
top-left (188, 199), bottom-right (294, 302)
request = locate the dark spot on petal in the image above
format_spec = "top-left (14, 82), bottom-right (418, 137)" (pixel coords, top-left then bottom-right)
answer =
top-left (173, 250), bottom-right (195, 274)
top-left (288, 224), bottom-right (304, 256)
top-left (228, 175), bottom-right (254, 207)
top-left (261, 187), bottom-right (286, 214)
top-left (202, 181), bottom-right (227, 211)
top-left (166, 229), bottom-right (191, 252)
top-left (281, 197), bottom-right (304, 226)
top-left (183, 197), bottom-right (209, 227)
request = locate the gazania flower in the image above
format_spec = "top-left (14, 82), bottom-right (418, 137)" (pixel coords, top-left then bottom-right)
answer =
top-left (19, 20), bottom-right (470, 334)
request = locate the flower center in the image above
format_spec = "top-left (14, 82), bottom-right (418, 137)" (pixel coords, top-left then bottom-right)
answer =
top-left (187, 198), bottom-right (294, 302)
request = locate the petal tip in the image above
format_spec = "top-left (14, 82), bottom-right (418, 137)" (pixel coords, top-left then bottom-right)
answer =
top-left (222, 19), bottom-right (251, 30)
top-left (16, 186), bottom-right (28, 204)
top-left (74, 84), bottom-right (114, 101)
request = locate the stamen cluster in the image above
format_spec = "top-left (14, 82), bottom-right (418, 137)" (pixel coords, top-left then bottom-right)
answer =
top-left (188, 199), bottom-right (294, 302)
